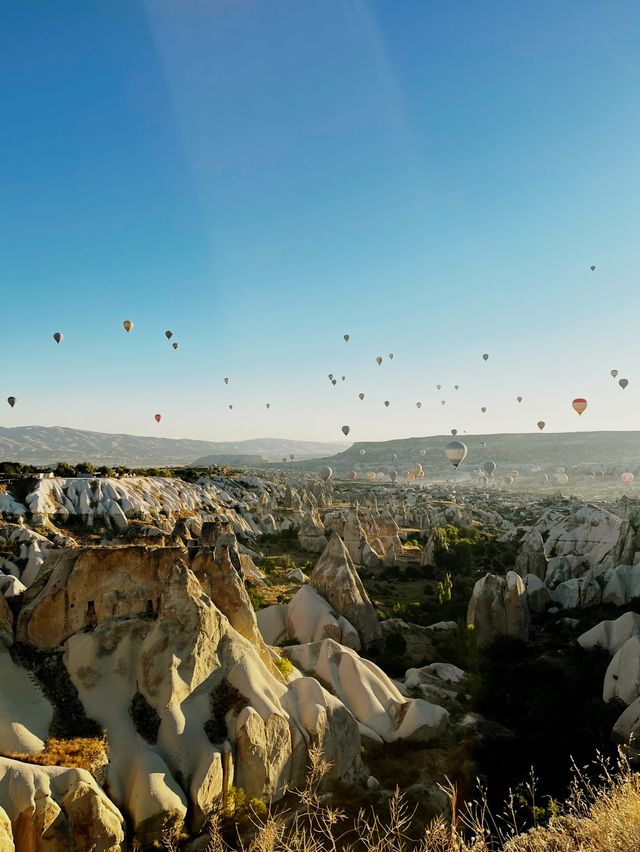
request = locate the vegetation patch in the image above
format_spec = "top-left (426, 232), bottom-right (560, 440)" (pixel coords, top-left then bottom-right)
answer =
top-left (205, 680), bottom-right (249, 745)
top-left (129, 691), bottom-right (161, 744)
top-left (2, 736), bottom-right (108, 774)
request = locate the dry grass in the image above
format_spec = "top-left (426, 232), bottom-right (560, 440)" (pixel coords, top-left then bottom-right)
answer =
top-left (2, 736), bottom-right (108, 774)
top-left (165, 747), bottom-right (640, 852)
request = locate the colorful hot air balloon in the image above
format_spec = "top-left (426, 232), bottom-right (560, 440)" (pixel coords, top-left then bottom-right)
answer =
top-left (376, 356), bottom-right (383, 366)
top-left (347, 470), bottom-right (357, 480)
top-left (622, 472), bottom-right (634, 484)
top-left (611, 370), bottom-right (619, 378)
top-left (537, 421), bottom-right (546, 431)
top-left (572, 398), bottom-right (588, 415)
top-left (172, 342), bottom-right (179, 350)
top-left (53, 332), bottom-right (63, 344)
top-left (358, 393), bottom-right (365, 401)
top-left (342, 425), bottom-right (350, 437)
top-left (619, 378), bottom-right (629, 389)
top-left (444, 440), bottom-right (468, 468)
top-left (154, 413), bottom-right (161, 423)
top-left (344, 334), bottom-right (350, 343)
top-left (482, 353), bottom-right (489, 361)
top-left (367, 471), bottom-right (376, 481)
top-left (416, 402), bottom-right (422, 409)
top-left (165, 330), bottom-right (173, 340)
top-left (7, 397), bottom-right (16, 408)
top-left (123, 320), bottom-right (133, 333)
top-left (320, 466), bottom-right (333, 482)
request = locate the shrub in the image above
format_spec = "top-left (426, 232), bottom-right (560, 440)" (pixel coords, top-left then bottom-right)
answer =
top-left (273, 655), bottom-right (293, 676)
top-left (2, 736), bottom-right (107, 773)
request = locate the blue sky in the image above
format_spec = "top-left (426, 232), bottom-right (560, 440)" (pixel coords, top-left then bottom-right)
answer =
top-left (2, 1), bottom-right (640, 442)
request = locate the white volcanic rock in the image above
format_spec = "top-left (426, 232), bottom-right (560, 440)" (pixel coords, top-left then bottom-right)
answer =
top-left (285, 639), bottom-right (448, 743)
top-left (0, 494), bottom-right (26, 517)
top-left (515, 529), bottom-right (547, 580)
top-left (603, 635), bottom-right (640, 705)
top-left (405, 663), bottom-right (465, 689)
top-left (0, 645), bottom-right (54, 756)
top-left (550, 569), bottom-right (602, 610)
top-left (578, 611), bottom-right (640, 655)
top-left (612, 696), bottom-right (640, 743)
top-left (0, 756), bottom-right (125, 851)
top-left (286, 585), bottom-right (361, 651)
top-left (542, 504), bottom-right (622, 574)
top-left (523, 574), bottom-right (552, 613)
top-left (467, 572), bottom-right (530, 647)
top-left (297, 509), bottom-right (327, 553)
top-left (310, 533), bottom-right (381, 648)
top-left (257, 605), bottom-right (289, 646)
top-left (601, 564), bottom-right (640, 606)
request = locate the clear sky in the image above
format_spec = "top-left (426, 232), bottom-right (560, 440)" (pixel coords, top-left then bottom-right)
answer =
top-left (2, 1), bottom-right (640, 443)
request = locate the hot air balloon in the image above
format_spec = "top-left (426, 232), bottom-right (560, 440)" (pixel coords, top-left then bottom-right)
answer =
top-left (441, 400), bottom-right (446, 406)
top-left (517, 396), bottom-right (523, 403)
top-left (619, 379), bottom-right (629, 389)
top-left (504, 476), bottom-right (514, 486)
top-left (341, 376), bottom-right (346, 382)
top-left (367, 472), bottom-right (376, 481)
top-left (419, 449), bottom-right (426, 457)
top-left (229, 405), bottom-right (233, 410)
top-left (344, 334), bottom-right (350, 343)
top-left (537, 421), bottom-right (546, 431)
top-left (320, 467), bottom-right (333, 482)
top-left (154, 413), bottom-right (161, 423)
top-left (451, 429), bottom-right (457, 436)
top-left (360, 449), bottom-right (366, 456)
top-left (572, 398), bottom-right (588, 415)
top-left (376, 356), bottom-right (383, 366)
top-left (622, 472), bottom-right (634, 484)
top-left (590, 265), bottom-right (596, 271)
top-left (266, 403), bottom-right (270, 409)
top-left (480, 442), bottom-right (487, 449)
top-left (224, 378), bottom-right (229, 385)
top-left (358, 393), bottom-right (365, 401)
top-left (392, 453), bottom-right (397, 463)
top-left (412, 463), bottom-right (423, 476)
top-left (445, 440), bottom-right (468, 468)
top-left (282, 457), bottom-right (288, 463)
top-left (347, 470), bottom-right (357, 480)
top-left (483, 461), bottom-right (496, 476)
top-left (482, 353), bottom-right (489, 361)
top-left (611, 370), bottom-right (619, 378)
top-left (172, 342), bottom-right (179, 350)
top-left (123, 320), bottom-right (133, 333)
top-left (388, 353), bottom-right (394, 360)
top-left (389, 470), bottom-right (398, 482)
top-left (454, 385), bottom-right (459, 390)
top-left (328, 374), bottom-right (334, 380)
top-left (332, 379), bottom-right (337, 386)
top-left (481, 406), bottom-right (487, 413)
top-left (558, 473), bottom-right (569, 485)
top-left (384, 401), bottom-right (390, 407)
top-left (436, 384), bottom-right (441, 390)
top-left (165, 330), bottom-right (173, 340)
top-left (416, 402), bottom-right (422, 409)
top-left (7, 397), bottom-right (16, 408)
top-left (290, 454), bottom-right (294, 460)
top-left (53, 332), bottom-right (63, 344)
top-left (342, 425), bottom-right (350, 437)
top-left (556, 467), bottom-right (565, 475)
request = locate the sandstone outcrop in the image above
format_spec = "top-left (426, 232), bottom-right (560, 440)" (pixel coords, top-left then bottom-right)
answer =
top-left (467, 572), bottom-right (530, 647)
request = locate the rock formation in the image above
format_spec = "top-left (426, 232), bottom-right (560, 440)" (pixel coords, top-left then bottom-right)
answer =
top-left (467, 572), bottom-right (530, 647)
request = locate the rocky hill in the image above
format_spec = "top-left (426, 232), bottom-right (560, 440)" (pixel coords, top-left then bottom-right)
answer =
top-left (284, 431), bottom-right (640, 478)
top-left (0, 425), bottom-right (346, 467)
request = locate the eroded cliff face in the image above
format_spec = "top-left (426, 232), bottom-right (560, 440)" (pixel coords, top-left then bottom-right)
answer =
top-left (7, 544), bottom-right (364, 847)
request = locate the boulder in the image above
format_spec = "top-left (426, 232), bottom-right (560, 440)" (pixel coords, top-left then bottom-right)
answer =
top-left (310, 533), bottom-right (381, 649)
top-left (515, 529), bottom-right (547, 580)
top-left (523, 574), bottom-right (552, 614)
top-left (287, 585), bottom-right (361, 651)
top-left (297, 510), bottom-right (327, 553)
top-left (603, 635), bottom-right (640, 705)
top-left (578, 611), bottom-right (640, 655)
top-left (467, 572), bottom-right (530, 647)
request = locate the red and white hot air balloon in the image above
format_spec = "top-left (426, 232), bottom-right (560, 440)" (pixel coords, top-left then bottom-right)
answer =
top-left (572, 398), bottom-right (588, 416)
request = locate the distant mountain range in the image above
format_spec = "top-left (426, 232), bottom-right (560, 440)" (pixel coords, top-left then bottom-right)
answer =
top-left (0, 426), bottom-right (348, 467)
top-left (283, 431), bottom-right (640, 477)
